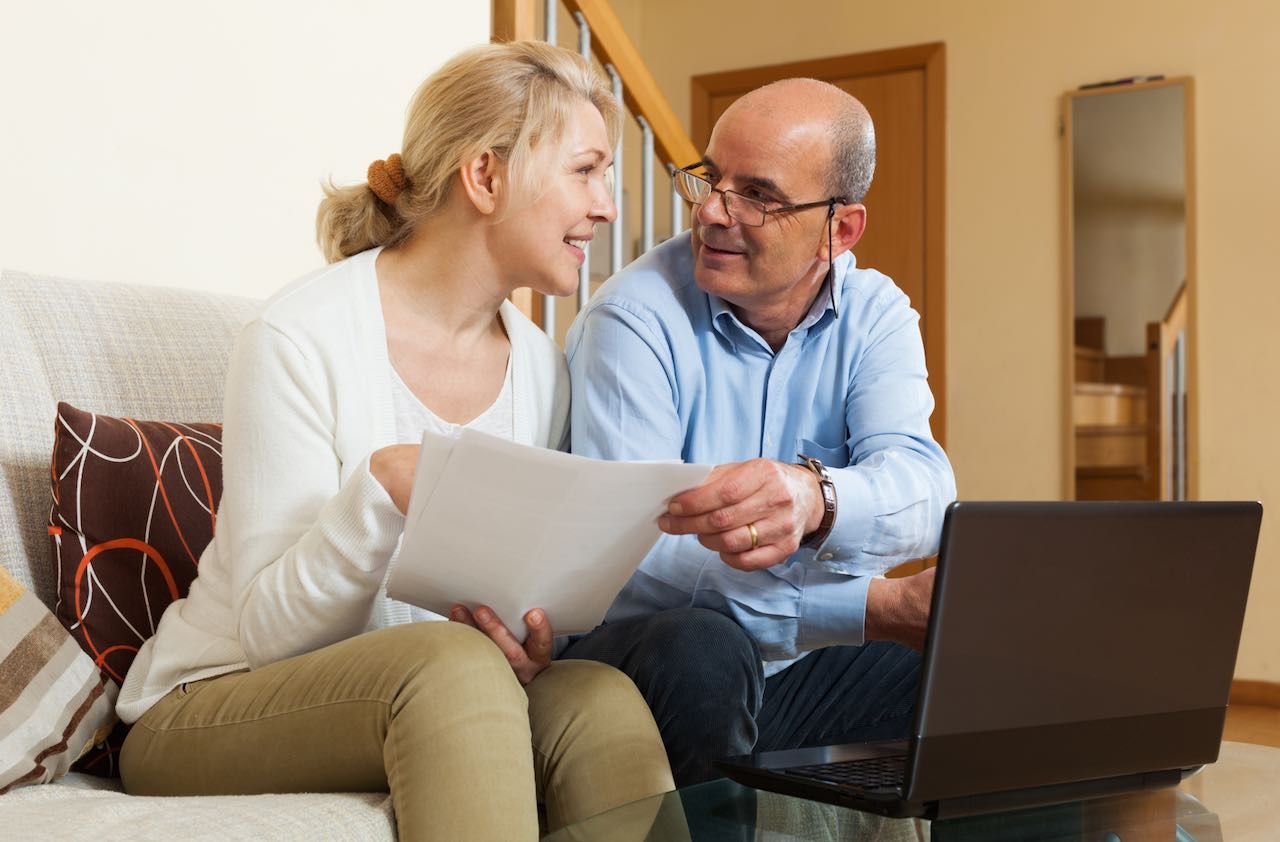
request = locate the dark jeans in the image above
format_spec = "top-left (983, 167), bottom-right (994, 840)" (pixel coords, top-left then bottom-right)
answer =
top-left (558, 607), bottom-right (921, 787)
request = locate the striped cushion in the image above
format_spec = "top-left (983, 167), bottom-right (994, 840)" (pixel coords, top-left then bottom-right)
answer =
top-left (0, 565), bottom-right (117, 792)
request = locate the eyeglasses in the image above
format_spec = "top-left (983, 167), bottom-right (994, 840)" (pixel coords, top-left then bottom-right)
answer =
top-left (672, 161), bottom-right (846, 227)
top-left (674, 161), bottom-right (848, 317)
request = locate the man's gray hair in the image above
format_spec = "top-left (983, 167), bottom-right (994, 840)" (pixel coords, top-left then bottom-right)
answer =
top-left (829, 107), bottom-right (876, 203)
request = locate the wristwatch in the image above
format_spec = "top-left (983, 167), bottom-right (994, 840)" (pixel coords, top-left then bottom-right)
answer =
top-left (797, 454), bottom-right (837, 548)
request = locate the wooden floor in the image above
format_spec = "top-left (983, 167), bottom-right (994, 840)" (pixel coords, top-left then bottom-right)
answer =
top-left (1223, 703), bottom-right (1280, 748)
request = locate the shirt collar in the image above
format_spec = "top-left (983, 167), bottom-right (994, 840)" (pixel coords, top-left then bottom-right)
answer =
top-left (708, 250), bottom-right (856, 346)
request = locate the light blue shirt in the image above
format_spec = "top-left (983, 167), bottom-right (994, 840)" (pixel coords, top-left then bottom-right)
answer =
top-left (566, 233), bottom-right (955, 674)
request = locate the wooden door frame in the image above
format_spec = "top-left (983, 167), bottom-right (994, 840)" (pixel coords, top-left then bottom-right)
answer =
top-left (691, 43), bottom-right (947, 447)
top-left (1059, 76), bottom-right (1197, 500)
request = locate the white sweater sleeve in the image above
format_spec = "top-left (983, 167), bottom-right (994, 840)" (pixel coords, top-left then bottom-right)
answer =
top-left (218, 319), bottom-right (404, 667)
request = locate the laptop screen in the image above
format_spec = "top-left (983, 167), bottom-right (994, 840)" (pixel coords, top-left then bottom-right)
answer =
top-left (907, 501), bottom-right (1259, 802)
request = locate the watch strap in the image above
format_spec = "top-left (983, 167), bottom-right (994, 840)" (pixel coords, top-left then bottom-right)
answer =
top-left (797, 454), bottom-right (837, 549)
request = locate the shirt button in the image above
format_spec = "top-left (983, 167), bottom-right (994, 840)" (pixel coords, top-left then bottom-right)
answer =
top-left (819, 552), bottom-right (834, 561)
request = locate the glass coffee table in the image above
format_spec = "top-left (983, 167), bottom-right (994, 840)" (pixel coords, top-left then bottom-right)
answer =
top-left (544, 741), bottom-right (1278, 840)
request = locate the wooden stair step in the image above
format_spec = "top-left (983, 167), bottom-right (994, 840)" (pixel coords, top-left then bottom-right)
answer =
top-left (1074, 316), bottom-right (1106, 352)
top-left (1076, 424), bottom-right (1145, 436)
top-left (1075, 345), bottom-right (1105, 382)
top-left (1075, 425), bottom-right (1146, 468)
top-left (1074, 383), bottom-right (1147, 426)
top-left (1074, 382), bottom-right (1145, 396)
top-left (1077, 464), bottom-right (1150, 479)
top-left (1076, 465), bottom-right (1152, 500)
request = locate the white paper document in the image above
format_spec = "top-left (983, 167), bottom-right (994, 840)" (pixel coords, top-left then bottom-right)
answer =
top-left (387, 429), bottom-right (711, 639)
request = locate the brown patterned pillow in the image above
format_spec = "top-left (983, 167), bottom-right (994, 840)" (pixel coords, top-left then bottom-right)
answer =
top-left (48, 402), bottom-right (222, 775)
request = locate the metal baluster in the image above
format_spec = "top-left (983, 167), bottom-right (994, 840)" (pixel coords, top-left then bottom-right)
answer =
top-left (539, 0), bottom-right (561, 335)
top-left (542, 290), bottom-right (556, 338)
top-left (637, 115), bottom-right (655, 252)
top-left (574, 12), bottom-right (592, 310)
top-left (574, 11), bottom-right (590, 55)
top-left (669, 163), bottom-right (683, 237)
top-left (606, 64), bottom-right (625, 273)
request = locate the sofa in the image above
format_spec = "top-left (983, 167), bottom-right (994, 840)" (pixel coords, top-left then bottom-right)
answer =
top-left (0, 269), bottom-right (397, 838)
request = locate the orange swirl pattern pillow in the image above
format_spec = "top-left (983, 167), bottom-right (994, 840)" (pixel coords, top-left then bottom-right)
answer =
top-left (48, 402), bottom-right (222, 775)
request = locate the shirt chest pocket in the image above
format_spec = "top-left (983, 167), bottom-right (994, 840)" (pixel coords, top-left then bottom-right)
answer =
top-left (796, 436), bottom-right (850, 470)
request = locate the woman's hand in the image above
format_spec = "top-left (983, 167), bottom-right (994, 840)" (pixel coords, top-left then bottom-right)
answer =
top-left (449, 604), bottom-right (553, 685)
top-left (370, 444), bottom-right (420, 514)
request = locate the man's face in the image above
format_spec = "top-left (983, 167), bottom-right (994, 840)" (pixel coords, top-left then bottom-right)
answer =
top-left (689, 108), bottom-right (833, 315)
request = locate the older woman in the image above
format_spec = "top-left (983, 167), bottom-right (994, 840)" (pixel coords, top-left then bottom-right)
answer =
top-left (116, 41), bottom-right (672, 840)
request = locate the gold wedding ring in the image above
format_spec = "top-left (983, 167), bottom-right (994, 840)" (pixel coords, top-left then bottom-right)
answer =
top-left (747, 522), bottom-right (760, 550)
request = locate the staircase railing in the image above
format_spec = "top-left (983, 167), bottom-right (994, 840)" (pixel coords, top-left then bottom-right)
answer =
top-left (493, 0), bottom-right (698, 337)
top-left (1147, 284), bottom-right (1188, 500)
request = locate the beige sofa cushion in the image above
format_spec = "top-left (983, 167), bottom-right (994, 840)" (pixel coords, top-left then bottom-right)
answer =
top-left (0, 777), bottom-right (395, 839)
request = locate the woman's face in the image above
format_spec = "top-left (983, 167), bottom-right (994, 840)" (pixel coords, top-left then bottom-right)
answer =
top-left (495, 99), bottom-right (616, 297)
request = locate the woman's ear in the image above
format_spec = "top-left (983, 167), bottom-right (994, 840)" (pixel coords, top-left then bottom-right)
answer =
top-left (458, 150), bottom-right (504, 216)
top-left (824, 203), bottom-right (867, 260)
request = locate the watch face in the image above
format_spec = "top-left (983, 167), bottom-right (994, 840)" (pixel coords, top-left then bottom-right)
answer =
top-left (820, 483), bottom-right (837, 507)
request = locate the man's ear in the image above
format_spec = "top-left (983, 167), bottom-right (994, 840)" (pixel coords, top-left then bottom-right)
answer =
top-left (458, 149), bottom-right (503, 216)
top-left (824, 203), bottom-right (867, 260)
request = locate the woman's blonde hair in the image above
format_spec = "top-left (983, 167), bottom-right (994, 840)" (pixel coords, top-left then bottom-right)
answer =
top-left (317, 41), bottom-right (622, 263)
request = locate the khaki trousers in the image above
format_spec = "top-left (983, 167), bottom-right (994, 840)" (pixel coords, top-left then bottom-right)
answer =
top-left (120, 622), bottom-right (674, 841)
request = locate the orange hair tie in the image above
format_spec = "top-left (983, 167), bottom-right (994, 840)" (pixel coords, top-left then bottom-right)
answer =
top-left (367, 153), bottom-right (408, 204)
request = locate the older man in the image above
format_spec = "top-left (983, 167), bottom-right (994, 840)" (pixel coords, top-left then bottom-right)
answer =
top-left (561, 79), bottom-right (956, 786)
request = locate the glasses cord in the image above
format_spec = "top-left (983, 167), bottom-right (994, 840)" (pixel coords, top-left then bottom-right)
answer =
top-left (827, 202), bottom-right (838, 318)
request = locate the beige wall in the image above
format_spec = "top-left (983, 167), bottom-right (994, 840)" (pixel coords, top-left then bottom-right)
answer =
top-left (618, 0), bottom-right (1280, 681)
top-left (0, 1), bottom-right (489, 298)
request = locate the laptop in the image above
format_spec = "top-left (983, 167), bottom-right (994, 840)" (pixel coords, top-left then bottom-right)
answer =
top-left (715, 501), bottom-right (1262, 820)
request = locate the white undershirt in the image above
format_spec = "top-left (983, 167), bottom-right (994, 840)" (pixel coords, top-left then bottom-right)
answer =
top-left (389, 352), bottom-right (515, 443)
top-left (379, 344), bottom-right (515, 626)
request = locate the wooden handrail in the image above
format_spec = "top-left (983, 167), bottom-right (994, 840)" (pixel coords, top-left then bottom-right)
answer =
top-left (559, 0), bottom-right (699, 168)
top-left (1162, 283), bottom-right (1187, 336)
top-left (1147, 283), bottom-right (1189, 499)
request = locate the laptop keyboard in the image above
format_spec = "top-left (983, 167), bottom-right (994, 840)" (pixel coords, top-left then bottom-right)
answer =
top-left (780, 754), bottom-right (907, 791)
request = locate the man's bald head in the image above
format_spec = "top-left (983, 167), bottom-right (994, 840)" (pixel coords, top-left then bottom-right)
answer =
top-left (720, 78), bottom-right (876, 203)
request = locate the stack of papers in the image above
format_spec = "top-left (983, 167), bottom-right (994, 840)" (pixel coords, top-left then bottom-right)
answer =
top-left (387, 429), bottom-right (711, 639)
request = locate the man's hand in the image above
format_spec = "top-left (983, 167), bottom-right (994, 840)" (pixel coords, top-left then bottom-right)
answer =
top-left (865, 567), bottom-right (935, 651)
top-left (449, 604), bottom-right (553, 685)
top-left (658, 459), bottom-right (824, 571)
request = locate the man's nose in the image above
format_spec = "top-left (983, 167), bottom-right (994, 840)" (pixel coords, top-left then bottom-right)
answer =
top-left (696, 189), bottom-right (733, 227)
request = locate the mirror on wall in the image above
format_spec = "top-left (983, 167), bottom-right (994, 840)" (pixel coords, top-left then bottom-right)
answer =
top-left (1062, 78), bottom-right (1194, 501)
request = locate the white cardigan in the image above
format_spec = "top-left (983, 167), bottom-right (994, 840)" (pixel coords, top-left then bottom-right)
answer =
top-left (118, 248), bottom-right (570, 723)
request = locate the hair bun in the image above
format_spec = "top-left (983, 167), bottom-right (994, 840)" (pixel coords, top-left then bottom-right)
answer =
top-left (367, 153), bottom-right (408, 204)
